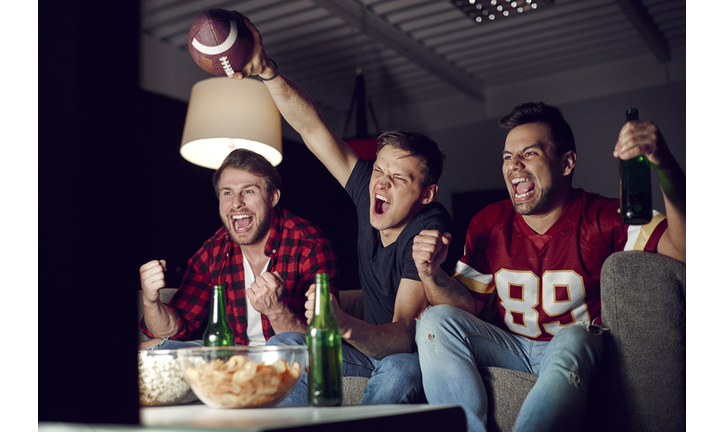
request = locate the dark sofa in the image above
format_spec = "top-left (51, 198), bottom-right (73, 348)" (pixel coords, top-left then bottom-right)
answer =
top-left (138, 251), bottom-right (685, 431)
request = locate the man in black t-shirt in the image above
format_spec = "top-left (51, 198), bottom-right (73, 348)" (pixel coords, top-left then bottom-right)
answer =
top-left (344, 155), bottom-right (454, 327)
top-left (230, 16), bottom-right (454, 405)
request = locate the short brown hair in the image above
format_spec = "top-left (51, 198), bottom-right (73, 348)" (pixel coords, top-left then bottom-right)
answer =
top-left (376, 131), bottom-right (445, 187)
top-left (499, 102), bottom-right (576, 156)
top-left (212, 149), bottom-right (282, 197)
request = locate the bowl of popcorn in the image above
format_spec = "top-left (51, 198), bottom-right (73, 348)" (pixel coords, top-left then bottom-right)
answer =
top-left (176, 345), bottom-right (306, 409)
top-left (138, 349), bottom-right (198, 406)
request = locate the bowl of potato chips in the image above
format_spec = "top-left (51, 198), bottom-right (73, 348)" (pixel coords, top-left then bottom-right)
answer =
top-left (177, 345), bottom-right (306, 408)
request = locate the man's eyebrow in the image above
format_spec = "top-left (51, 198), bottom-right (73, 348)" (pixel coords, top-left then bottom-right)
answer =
top-left (219, 183), bottom-right (262, 191)
top-left (502, 143), bottom-right (545, 156)
top-left (373, 162), bottom-right (413, 178)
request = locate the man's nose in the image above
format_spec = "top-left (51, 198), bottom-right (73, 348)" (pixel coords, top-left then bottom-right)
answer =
top-left (232, 193), bottom-right (245, 207)
top-left (507, 156), bottom-right (524, 170)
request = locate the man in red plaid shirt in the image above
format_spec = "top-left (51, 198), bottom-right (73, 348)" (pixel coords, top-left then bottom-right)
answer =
top-left (139, 149), bottom-right (338, 348)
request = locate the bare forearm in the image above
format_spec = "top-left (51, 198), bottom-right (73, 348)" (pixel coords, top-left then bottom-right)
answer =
top-left (656, 159), bottom-right (686, 262)
top-left (264, 73), bottom-right (325, 138)
top-left (267, 307), bottom-right (308, 335)
top-left (422, 269), bottom-right (476, 314)
top-left (262, 73), bottom-right (357, 185)
top-left (337, 312), bottom-right (415, 360)
top-left (142, 299), bottom-right (179, 338)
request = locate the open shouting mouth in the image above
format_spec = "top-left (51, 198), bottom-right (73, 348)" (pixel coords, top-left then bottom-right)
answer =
top-left (374, 194), bottom-right (390, 216)
top-left (231, 214), bottom-right (253, 232)
top-left (512, 177), bottom-right (535, 201)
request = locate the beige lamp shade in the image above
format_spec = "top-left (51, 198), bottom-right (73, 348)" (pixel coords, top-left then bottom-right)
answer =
top-left (180, 77), bottom-right (282, 169)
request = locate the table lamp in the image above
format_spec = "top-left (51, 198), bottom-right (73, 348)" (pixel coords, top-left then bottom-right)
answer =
top-left (180, 77), bottom-right (282, 169)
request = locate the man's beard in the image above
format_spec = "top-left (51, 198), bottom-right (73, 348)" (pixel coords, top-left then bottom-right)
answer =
top-left (512, 177), bottom-right (560, 216)
top-left (225, 211), bottom-right (272, 246)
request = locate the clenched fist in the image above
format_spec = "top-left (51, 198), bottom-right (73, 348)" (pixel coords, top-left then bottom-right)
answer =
top-left (140, 260), bottom-right (167, 303)
top-left (247, 271), bottom-right (285, 318)
top-left (413, 230), bottom-right (452, 279)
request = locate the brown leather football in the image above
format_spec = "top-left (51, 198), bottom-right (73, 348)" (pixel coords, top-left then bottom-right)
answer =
top-left (188, 9), bottom-right (253, 77)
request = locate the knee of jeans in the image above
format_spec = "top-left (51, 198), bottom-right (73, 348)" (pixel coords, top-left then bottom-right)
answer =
top-left (415, 304), bottom-right (464, 347)
top-left (142, 338), bottom-right (167, 350)
top-left (380, 353), bottom-right (420, 372)
top-left (266, 331), bottom-right (306, 346)
top-left (376, 354), bottom-right (422, 383)
top-left (550, 323), bottom-right (605, 372)
top-left (559, 322), bottom-right (605, 349)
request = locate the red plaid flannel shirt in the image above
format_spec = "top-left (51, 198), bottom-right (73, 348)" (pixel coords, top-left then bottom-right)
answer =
top-left (140, 206), bottom-right (339, 345)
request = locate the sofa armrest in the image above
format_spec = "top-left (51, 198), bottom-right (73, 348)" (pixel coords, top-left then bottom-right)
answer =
top-left (598, 251), bottom-right (685, 431)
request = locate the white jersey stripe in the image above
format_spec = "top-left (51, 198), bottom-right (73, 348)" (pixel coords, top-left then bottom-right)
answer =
top-left (453, 261), bottom-right (495, 294)
top-left (624, 210), bottom-right (665, 251)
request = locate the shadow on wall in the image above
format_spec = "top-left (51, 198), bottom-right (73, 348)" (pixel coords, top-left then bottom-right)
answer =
top-left (276, 140), bottom-right (361, 292)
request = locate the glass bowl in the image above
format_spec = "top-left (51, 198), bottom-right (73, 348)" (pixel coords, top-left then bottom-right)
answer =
top-left (176, 345), bottom-right (307, 408)
top-left (138, 349), bottom-right (198, 406)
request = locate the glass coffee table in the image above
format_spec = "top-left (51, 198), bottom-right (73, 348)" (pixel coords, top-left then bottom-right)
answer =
top-left (140, 403), bottom-right (466, 431)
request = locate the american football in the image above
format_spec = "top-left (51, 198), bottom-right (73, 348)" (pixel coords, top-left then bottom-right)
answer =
top-left (188, 9), bottom-right (253, 77)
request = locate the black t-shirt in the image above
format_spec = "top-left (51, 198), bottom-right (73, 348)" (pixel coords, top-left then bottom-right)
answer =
top-left (345, 158), bottom-right (454, 326)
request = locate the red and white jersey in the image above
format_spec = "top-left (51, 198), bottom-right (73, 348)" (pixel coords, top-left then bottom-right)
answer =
top-left (454, 189), bottom-right (667, 341)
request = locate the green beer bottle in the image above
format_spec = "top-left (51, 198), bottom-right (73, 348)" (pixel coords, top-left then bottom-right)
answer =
top-left (619, 108), bottom-right (652, 225)
top-left (306, 273), bottom-right (342, 406)
top-left (202, 285), bottom-right (235, 347)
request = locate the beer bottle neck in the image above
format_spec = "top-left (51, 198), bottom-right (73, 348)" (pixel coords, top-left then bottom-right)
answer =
top-left (626, 108), bottom-right (638, 121)
top-left (313, 274), bottom-right (332, 320)
top-left (314, 282), bottom-right (327, 316)
top-left (211, 285), bottom-right (226, 323)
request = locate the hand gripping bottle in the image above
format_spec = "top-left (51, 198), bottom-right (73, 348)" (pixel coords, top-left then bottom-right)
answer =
top-left (619, 108), bottom-right (652, 225)
top-left (306, 273), bottom-right (342, 406)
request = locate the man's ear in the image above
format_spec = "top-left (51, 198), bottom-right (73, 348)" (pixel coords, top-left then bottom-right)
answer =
top-left (562, 151), bottom-right (576, 176)
top-left (270, 189), bottom-right (281, 207)
top-left (420, 184), bottom-right (438, 205)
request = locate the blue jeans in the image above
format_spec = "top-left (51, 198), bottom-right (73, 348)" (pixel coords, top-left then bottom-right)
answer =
top-left (416, 305), bottom-right (603, 432)
top-left (144, 338), bottom-right (204, 350)
top-left (266, 331), bottom-right (425, 405)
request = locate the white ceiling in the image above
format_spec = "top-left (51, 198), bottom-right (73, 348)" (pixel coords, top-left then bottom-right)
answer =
top-left (140, 0), bottom-right (685, 133)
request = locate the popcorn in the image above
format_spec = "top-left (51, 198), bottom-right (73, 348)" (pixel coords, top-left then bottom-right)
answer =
top-left (138, 351), bottom-right (193, 406)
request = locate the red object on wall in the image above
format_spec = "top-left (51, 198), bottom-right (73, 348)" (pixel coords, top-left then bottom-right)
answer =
top-left (343, 72), bottom-right (380, 161)
top-left (346, 138), bottom-right (377, 160)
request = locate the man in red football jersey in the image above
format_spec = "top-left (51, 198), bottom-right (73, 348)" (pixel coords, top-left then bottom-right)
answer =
top-left (411, 102), bottom-right (685, 431)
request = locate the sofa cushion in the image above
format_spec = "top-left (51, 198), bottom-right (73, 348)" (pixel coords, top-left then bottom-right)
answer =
top-left (482, 367), bottom-right (538, 432)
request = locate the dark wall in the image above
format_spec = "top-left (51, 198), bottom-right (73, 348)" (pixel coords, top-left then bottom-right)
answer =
top-left (39, 0), bottom-right (360, 423)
